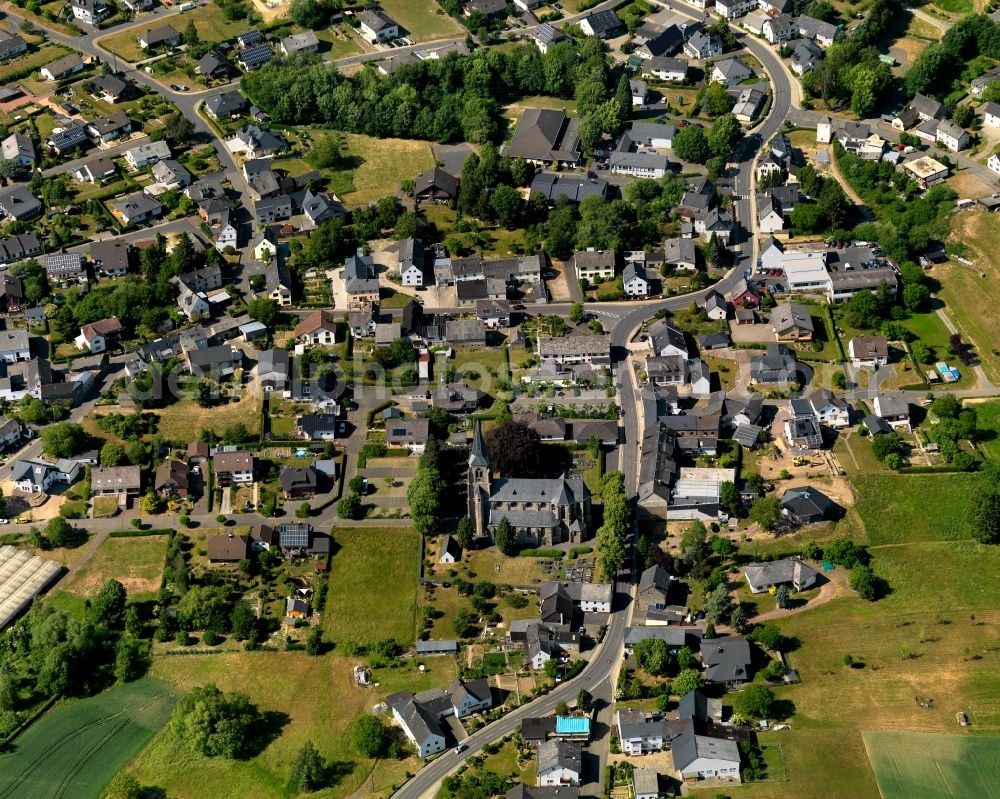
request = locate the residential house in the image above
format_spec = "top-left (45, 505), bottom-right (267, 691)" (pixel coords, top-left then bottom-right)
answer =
top-left (807, 388), bottom-right (850, 428)
top-left (154, 459), bottom-right (189, 498)
top-left (579, 9), bottom-right (623, 38)
top-left (537, 334), bottom-right (611, 366)
top-left (664, 237), bottom-right (697, 271)
top-left (683, 32), bottom-right (722, 59)
top-left (537, 739), bottom-right (582, 786)
top-left (784, 405), bottom-right (822, 448)
top-left (464, 0), bottom-right (507, 16)
top-left (90, 75), bottom-right (129, 104)
top-left (91, 465), bottom-right (142, 498)
top-left (630, 79), bottom-right (648, 105)
top-left (716, 0), bottom-right (755, 18)
top-left (294, 309), bottom-right (338, 348)
top-left (40, 53), bottom-right (84, 81)
top-left (279, 31), bottom-right (319, 55)
top-left (712, 57), bottom-right (752, 86)
top-left (771, 302), bottom-right (813, 341)
top-left (398, 237), bottom-right (426, 287)
top-left (849, 335), bottom-right (888, 368)
top-left (798, 14), bottom-right (840, 47)
top-left (0, 187), bottom-right (41, 222)
top-left (44, 253), bottom-right (86, 285)
top-left (532, 23), bottom-right (568, 54)
top-left (295, 412), bottom-right (338, 440)
top-left (359, 9), bottom-right (399, 42)
top-left (413, 167), bottom-right (459, 203)
top-left (872, 394), bottom-right (910, 431)
top-left (779, 486), bottom-right (835, 525)
top-left (254, 194), bottom-right (292, 225)
top-left (207, 534), bottom-right (251, 563)
top-left (302, 190), bottom-right (344, 228)
top-left (257, 348), bottom-right (290, 392)
top-left (1, 133), bottom-right (34, 168)
top-left (205, 91), bottom-right (248, 121)
top-left (47, 121), bottom-right (88, 154)
top-left (343, 249), bottom-right (380, 309)
top-left (0, 276), bottom-right (24, 312)
top-left (197, 50), bottom-right (232, 80)
top-left (642, 56), bottom-right (688, 82)
top-left (635, 24), bottom-right (683, 60)
top-left (502, 108), bottom-right (581, 167)
top-left (935, 120), bottom-right (970, 152)
top-left (230, 125), bottom-right (287, 159)
top-left (476, 298), bottom-right (511, 328)
top-left (703, 289), bottom-right (727, 320)
top-left (387, 419), bottom-right (430, 453)
top-left (0, 32), bottom-right (26, 62)
top-left (0, 416), bottom-right (21, 450)
top-left (237, 42), bottom-right (273, 71)
top-left (0, 233), bottom-right (40, 266)
top-left (0, 329), bottom-right (30, 364)
top-left (213, 451), bottom-right (257, 484)
top-left (125, 141), bottom-right (171, 169)
top-left (623, 262), bottom-right (650, 297)
top-left (280, 466), bottom-right (317, 499)
top-left (678, 689), bottom-right (723, 725)
top-left (983, 102), bottom-right (1000, 127)
top-left (214, 224), bottom-right (238, 253)
top-left (763, 13), bottom-right (796, 43)
top-left (138, 25), bottom-right (182, 50)
top-left (671, 720), bottom-right (741, 783)
top-left (71, 0), bottom-right (110, 24)
top-left (757, 194), bottom-right (785, 235)
top-left (635, 564), bottom-right (676, 617)
top-left (750, 343), bottom-right (797, 384)
top-left (574, 250), bottom-right (616, 283)
top-left (648, 319), bottom-right (688, 358)
top-left (902, 155), bottom-right (949, 189)
top-left (790, 39), bottom-right (822, 75)
top-left (187, 345), bottom-right (242, 379)
top-left (150, 159), bottom-right (192, 190)
top-left (75, 317), bottom-right (122, 353)
top-left (633, 768), bottom-right (661, 799)
top-left (615, 708), bottom-right (680, 755)
top-left (733, 87), bottom-right (766, 123)
top-left (11, 458), bottom-right (80, 493)
top-left (700, 635), bottom-right (751, 686)
top-left (541, 580), bottom-right (612, 614)
top-left (111, 193), bottom-right (162, 226)
top-left (72, 155), bottom-right (116, 184)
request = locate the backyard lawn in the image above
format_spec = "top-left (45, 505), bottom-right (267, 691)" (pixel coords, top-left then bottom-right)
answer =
top-left (139, 386), bottom-right (262, 442)
top-left (340, 133), bottom-right (435, 206)
top-left (322, 527), bottom-right (422, 644)
top-left (0, 43), bottom-right (72, 83)
top-left (59, 534), bottom-right (168, 600)
top-left (98, 5), bottom-right (248, 61)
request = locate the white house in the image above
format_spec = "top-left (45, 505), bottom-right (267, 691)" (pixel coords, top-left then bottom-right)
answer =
top-left (763, 13), bottom-right (796, 44)
top-left (757, 195), bottom-right (785, 234)
top-left (359, 8), bottom-right (399, 42)
top-left (990, 152), bottom-right (1000, 175)
top-left (816, 116), bottom-right (832, 144)
top-left (215, 224), bottom-right (239, 253)
top-left (982, 102), bottom-right (1000, 128)
top-left (574, 250), bottom-right (616, 282)
top-left (648, 319), bottom-right (688, 358)
top-left (537, 739), bottom-right (582, 786)
top-left (873, 394), bottom-right (911, 431)
top-left (391, 702), bottom-right (445, 757)
top-left (630, 79), bottom-right (648, 105)
top-left (849, 336), bottom-right (888, 368)
top-left (936, 120), bottom-right (970, 152)
top-left (716, 0), bottom-right (756, 19)
top-left (672, 724), bottom-right (741, 781)
top-left (623, 262), bottom-right (650, 297)
top-left (11, 458), bottom-right (80, 494)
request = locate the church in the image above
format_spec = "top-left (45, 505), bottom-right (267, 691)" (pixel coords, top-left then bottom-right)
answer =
top-left (467, 421), bottom-right (592, 547)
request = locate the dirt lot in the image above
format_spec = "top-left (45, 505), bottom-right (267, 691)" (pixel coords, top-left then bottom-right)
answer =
top-left (729, 321), bottom-right (774, 343)
top-left (945, 170), bottom-right (995, 199)
top-left (546, 260), bottom-right (573, 302)
top-left (2, 481), bottom-right (68, 521)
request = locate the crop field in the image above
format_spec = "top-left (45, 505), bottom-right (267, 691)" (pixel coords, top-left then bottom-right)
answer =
top-left (322, 527), bottom-right (421, 644)
top-left (0, 678), bottom-right (177, 799)
top-left (864, 731), bottom-right (1000, 799)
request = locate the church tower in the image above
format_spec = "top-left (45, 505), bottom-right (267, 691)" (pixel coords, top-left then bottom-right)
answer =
top-left (468, 420), bottom-right (491, 536)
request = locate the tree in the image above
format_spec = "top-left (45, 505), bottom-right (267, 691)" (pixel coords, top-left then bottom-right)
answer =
top-left (930, 394), bottom-right (961, 419)
top-left (952, 103), bottom-right (974, 129)
top-left (671, 668), bottom-right (704, 697)
top-left (569, 302), bottom-right (584, 324)
top-left (230, 602), bottom-right (257, 640)
top-left (850, 564), bottom-right (881, 600)
top-left (456, 516), bottom-right (474, 549)
top-left (41, 423), bottom-right (87, 458)
top-left (577, 688), bottom-right (593, 712)
top-left (45, 516), bottom-right (80, 549)
top-left (775, 584), bottom-right (790, 608)
top-left (700, 81), bottom-right (732, 116)
top-left (337, 493), bottom-right (361, 520)
top-left (103, 773), bottom-right (142, 799)
top-left (306, 627), bottom-right (323, 656)
top-left (708, 113), bottom-right (742, 159)
top-left (247, 298), bottom-right (279, 328)
top-left (114, 634), bottom-right (148, 683)
top-left (296, 502), bottom-right (312, 519)
top-left (969, 487), bottom-right (1000, 544)
top-left (453, 608), bottom-right (475, 637)
top-left (729, 604), bottom-right (749, 633)
top-left (484, 420), bottom-right (544, 477)
top-left (289, 0), bottom-right (329, 28)
top-left (673, 125), bottom-right (710, 164)
top-left (493, 517), bottom-right (516, 555)
top-left (733, 684), bottom-right (775, 719)
top-left (184, 17), bottom-right (198, 45)
top-left (90, 579), bottom-right (127, 627)
top-left (633, 637), bottom-right (671, 675)
top-left (171, 684), bottom-right (260, 758)
top-left (490, 184), bottom-right (522, 229)
top-left (704, 583), bottom-right (733, 624)
top-left (719, 481), bottom-right (741, 517)
top-left (407, 463), bottom-right (446, 535)
top-left (162, 112), bottom-right (194, 146)
top-left (750, 621), bottom-right (784, 651)
top-left (832, 372), bottom-right (847, 390)
top-left (100, 442), bottom-right (127, 467)
top-left (290, 740), bottom-right (326, 792)
top-left (748, 496), bottom-right (781, 531)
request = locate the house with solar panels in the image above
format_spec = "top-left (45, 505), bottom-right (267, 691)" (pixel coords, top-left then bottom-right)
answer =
top-left (277, 523), bottom-right (330, 560)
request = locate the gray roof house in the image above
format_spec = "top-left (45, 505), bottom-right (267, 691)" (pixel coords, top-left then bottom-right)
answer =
top-left (700, 635), bottom-right (751, 686)
top-left (502, 108), bottom-right (581, 166)
top-left (744, 556), bottom-right (820, 593)
top-left (779, 487), bottom-right (834, 525)
top-left (0, 187), bottom-right (41, 221)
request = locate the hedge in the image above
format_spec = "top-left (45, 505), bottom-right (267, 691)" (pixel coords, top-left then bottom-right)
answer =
top-left (898, 465), bottom-right (978, 474)
top-left (109, 528), bottom-right (173, 538)
top-left (367, 400), bottom-right (395, 426)
top-left (518, 548), bottom-right (564, 558)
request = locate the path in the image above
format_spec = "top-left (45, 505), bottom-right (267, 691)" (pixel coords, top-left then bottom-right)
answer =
top-left (47, 530), bottom-right (109, 593)
top-left (908, 6), bottom-right (952, 34)
top-left (828, 150), bottom-right (875, 221)
top-left (840, 431), bottom-right (862, 471)
top-left (752, 568), bottom-right (849, 622)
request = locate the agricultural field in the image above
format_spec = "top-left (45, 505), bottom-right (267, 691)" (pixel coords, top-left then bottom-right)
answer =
top-left (0, 678), bottom-right (177, 799)
top-left (939, 210), bottom-right (1000, 383)
top-left (378, 0), bottom-right (464, 42)
top-left (127, 651), bottom-right (455, 799)
top-left (864, 731), bottom-right (1000, 799)
top-left (58, 534), bottom-right (168, 600)
top-left (322, 527), bottom-right (422, 644)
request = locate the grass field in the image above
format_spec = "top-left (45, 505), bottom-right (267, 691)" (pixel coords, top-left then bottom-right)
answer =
top-left (58, 535), bottom-right (167, 600)
top-left (98, 5), bottom-right (247, 61)
top-left (138, 386), bottom-right (262, 442)
top-left (322, 527), bottom-right (421, 644)
top-left (851, 473), bottom-right (982, 544)
top-left (0, 678), bottom-right (177, 799)
top-left (970, 399), bottom-right (1000, 460)
top-left (378, 0), bottom-right (463, 42)
top-left (341, 133), bottom-right (435, 207)
top-left (864, 731), bottom-right (1000, 799)
top-left (939, 211), bottom-right (1000, 383)
top-left (129, 651), bottom-right (453, 799)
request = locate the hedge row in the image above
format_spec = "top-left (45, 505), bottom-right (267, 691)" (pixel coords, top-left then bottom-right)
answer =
top-left (109, 528), bottom-right (173, 538)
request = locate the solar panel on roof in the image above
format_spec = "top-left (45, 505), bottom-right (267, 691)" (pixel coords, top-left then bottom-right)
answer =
top-left (278, 524), bottom-right (310, 548)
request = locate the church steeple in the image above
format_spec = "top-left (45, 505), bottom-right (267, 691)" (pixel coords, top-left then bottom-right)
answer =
top-left (469, 419), bottom-right (490, 468)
